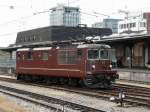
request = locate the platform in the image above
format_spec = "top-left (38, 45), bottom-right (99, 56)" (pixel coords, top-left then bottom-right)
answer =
top-left (116, 68), bottom-right (150, 83)
top-left (116, 79), bottom-right (150, 88)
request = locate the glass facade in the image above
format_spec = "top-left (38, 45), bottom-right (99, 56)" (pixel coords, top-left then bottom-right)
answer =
top-left (92, 19), bottom-right (121, 34)
top-left (118, 19), bottom-right (147, 33)
top-left (50, 4), bottom-right (80, 27)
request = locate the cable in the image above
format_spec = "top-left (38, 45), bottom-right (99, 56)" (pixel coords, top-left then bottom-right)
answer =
top-left (80, 11), bottom-right (98, 17)
top-left (0, 32), bottom-right (17, 37)
top-left (0, 9), bottom-right (50, 27)
top-left (0, 15), bottom-right (34, 26)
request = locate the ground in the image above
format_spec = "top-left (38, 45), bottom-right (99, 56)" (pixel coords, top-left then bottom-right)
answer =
top-left (0, 95), bottom-right (26, 112)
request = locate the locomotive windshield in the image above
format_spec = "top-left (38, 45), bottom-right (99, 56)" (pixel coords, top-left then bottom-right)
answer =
top-left (88, 49), bottom-right (109, 59)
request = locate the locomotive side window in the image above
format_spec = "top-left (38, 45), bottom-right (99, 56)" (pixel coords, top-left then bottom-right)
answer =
top-left (23, 54), bottom-right (25, 60)
top-left (68, 51), bottom-right (76, 64)
top-left (88, 50), bottom-right (99, 59)
top-left (26, 52), bottom-right (33, 60)
top-left (42, 51), bottom-right (49, 60)
top-left (58, 50), bottom-right (76, 64)
top-left (77, 49), bottom-right (82, 59)
top-left (17, 53), bottom-right (21, 60)
top-left (58, 51), bottom-right (66, 64)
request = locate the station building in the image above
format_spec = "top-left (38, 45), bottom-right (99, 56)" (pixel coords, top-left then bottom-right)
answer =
top-left (98, 33), bottom-right (150, 68)
top-left (97, 33), bottom-right (150, 82)
top-left (15, 26), bottom-right (112, 46)
top-left (1, 25), bottom-right (150, 82)
top-left (118, 12), bottom-right (150, 34)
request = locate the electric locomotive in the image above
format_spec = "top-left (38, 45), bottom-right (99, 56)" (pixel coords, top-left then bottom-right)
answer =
top-left (16, 43), bottom-right (118, 89)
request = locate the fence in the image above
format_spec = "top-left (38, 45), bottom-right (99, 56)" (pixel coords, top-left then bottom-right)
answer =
top-left (0, 59), bottom-right (16, 74)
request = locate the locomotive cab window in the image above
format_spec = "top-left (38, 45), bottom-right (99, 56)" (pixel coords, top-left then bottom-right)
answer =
top-left (100, 50), bottom-right (109, 59)
top-left (88, 49), bottom-right (109, 60)
top-left (88, 49), bottom-right (99, 59)
top-left (42, 51), bottom-right (49, 60)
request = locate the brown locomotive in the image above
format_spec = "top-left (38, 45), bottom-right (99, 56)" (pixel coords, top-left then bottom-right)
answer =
top-left (16, 43), bottom-right (118, 89)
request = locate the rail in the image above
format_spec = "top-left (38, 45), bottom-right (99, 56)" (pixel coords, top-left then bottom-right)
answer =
top-left (0, 84), bottom-right (105, 112)
top-left (0, 76), bottom-right (150, 108)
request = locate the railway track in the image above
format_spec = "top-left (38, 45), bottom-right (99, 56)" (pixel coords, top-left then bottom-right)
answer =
top-left (0, 84), bottom-right (104, 112)
top-left (0, 76), bottom-right (150, 108)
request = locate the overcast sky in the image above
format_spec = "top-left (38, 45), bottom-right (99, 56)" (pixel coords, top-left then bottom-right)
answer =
top-left (0, 0), bottom-right (150, 47)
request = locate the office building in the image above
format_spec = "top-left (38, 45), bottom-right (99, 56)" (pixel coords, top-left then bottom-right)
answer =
top-left (50, 4), bottom-right (80, 26)
top-left (92, 18), bottom-right (121, 34)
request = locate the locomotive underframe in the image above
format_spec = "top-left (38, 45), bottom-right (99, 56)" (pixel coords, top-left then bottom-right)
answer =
top-left (16, 69), bottom-right (118, 89)
top-left (83, 71), bottom-right (118, 88)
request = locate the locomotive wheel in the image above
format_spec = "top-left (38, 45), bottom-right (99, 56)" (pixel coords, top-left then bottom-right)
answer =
top-left (102, 80), bottom-right (112, 89)
top-left (68, 78), bottom-right (79, 86)
top-left (16, 74), bottom-right (21, 80)
top-left (59, 78), bottom-right (68, 85)
top-left (83, 75), bottom-right (100, 88)
top-left (83, 74), bottom-right (113, 89)
top-left (45, 79), bottom-right (52, 85)
top-left (24, 75), bottom-right (32, 82)
top-left (17, 74), bottom-right (25, 80)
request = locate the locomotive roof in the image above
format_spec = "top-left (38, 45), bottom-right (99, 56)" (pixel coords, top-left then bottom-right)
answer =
top-left (17, 44), bottom-right (111, 51)
top-left (17, 47), bottom-right (52, 51)
top-left (77, 44), bottom-right (111, 49)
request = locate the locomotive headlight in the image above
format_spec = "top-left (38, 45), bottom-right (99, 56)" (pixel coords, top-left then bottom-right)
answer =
top-left (92, 65), bottom-right (95, 70)
top-left (110, 64), bottom-right (112, 68)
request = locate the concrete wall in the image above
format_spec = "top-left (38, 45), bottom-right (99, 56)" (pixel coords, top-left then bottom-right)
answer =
top-left (117, 69), bottom-right (150, 82)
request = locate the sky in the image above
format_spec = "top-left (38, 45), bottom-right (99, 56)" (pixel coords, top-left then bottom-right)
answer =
top-left (0, 0), bottom-right (150, 47)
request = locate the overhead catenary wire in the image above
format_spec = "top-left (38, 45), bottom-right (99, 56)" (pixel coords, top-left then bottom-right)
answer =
top-left (80, 11), bottom-right (98, 17)
top-left (0, 9), bottom-right (97, 28)
top-left (0, 5), bottom-right (110, 36)
top-left (0, 32), bottom-right (17, 37)
top-left (0, 9), bottom-right (51, 27)
top-left (0, 9), bottom-right (52, 37)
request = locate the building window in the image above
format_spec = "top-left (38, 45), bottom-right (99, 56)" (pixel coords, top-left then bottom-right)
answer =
top-left (124, 24), bottom-right (126, 29)
top-left (42, 51), bottom-right (49, 60)
top-left (120, 24), bottom-right (123, 29)
top-left (127, 24), bottom-right (129, 28)
top-left (33, 35), bottom-right (36, 41)
top-left (58, 50), bottom-right (76, 64)
top-left (24, 37), bottom-right (26, 42)
top-left (144, 22), bottom-right (146, 27)
top-left (133, 22), bottom-right (136, 27)
top-left (140, 22), bottom-right (146, 27)
top-left (131, 23), bottom-right (133, 27)
top-left (129, 23), bottom-right (131, 28)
